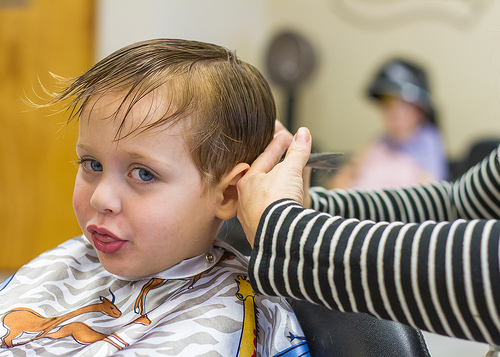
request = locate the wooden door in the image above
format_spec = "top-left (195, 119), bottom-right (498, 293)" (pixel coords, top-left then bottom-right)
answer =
top-left (0, 0), bottom-right (94, 269)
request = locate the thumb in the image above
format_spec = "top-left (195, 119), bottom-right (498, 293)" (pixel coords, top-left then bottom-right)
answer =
top-left (283, 127), bottom-right (312, 168)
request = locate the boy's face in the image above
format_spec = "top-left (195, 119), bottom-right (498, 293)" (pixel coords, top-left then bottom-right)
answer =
top-left (73, 92), bottom-right (221, 278)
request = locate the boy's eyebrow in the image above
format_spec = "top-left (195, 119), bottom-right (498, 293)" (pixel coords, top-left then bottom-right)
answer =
top-left (75, 142), bottom-right (91, 151)
top-left (75, 143), bottom-right (172, 168)
top-left (124, 150), bottom-right (172, 167)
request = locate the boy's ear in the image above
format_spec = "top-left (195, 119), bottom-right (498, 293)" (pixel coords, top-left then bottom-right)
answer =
top-left (215, 162), bottom-right (250, 220)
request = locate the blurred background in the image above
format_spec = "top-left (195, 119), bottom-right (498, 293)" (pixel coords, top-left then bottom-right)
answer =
top-left (1, 0), bottom-right (500, 355)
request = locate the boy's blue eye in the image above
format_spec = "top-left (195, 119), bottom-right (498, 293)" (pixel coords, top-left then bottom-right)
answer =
top-left (80, 159), bottom-right (102, 172)
top-left (89, 160), bottom-right (103, 172)
top-left (131, 168), bottom-right (155, 182)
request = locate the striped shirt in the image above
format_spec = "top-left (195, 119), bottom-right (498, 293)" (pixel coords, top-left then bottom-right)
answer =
top-left (248, 146), bottom-right (500, 345)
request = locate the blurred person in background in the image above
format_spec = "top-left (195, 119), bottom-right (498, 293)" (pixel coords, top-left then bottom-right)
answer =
top-left (330, 58), bottom-right (448, 189)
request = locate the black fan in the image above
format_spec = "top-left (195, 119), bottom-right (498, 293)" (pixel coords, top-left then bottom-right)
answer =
top-left (266, 30), bottom-right (317, 132)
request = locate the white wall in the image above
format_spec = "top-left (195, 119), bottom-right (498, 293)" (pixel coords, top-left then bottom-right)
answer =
top-left (96, 0), bottom-right (270, 74)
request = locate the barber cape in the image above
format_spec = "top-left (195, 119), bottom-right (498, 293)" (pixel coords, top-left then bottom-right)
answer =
top-left (0, 235), bottom-right (309, 356)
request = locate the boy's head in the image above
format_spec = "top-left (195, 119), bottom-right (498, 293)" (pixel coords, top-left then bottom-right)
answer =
top-left (56, 38), bottom-right (276, 186)
top-left (51, 39), bottom-right (277, 277)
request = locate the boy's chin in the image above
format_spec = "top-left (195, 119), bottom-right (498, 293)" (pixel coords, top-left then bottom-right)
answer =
top-left (98, 255), bottom-right (175, 280)
top-left (97, 256), bottom-right (147, 279)
top-left (102, 266), bottom-right (152, 280)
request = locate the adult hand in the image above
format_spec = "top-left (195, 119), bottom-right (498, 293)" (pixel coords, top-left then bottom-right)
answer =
top-left (236, 123), bottom-right (312, 247)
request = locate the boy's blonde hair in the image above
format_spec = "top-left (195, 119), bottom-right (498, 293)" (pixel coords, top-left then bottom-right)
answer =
top-left (51, 39), bottom-right (276, 185)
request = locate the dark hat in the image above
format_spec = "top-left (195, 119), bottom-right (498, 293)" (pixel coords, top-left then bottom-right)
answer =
top-left (367, 58), bottom-right (436, 125)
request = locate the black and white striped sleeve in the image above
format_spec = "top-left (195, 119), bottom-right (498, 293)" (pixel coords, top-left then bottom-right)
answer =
top-left (309, 145), bottom-right (500, 223)
top-left (248, 199), bottom-right (500, 344)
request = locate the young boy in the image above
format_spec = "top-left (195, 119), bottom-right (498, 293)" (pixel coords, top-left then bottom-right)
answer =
top-left (0, 39), bottom-right (309, 356)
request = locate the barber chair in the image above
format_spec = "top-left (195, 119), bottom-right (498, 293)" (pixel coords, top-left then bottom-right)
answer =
top-left (449, 138), bottom-right (500, 180)
top-left (290, 299), bottom-right (430, 357)
top-left (218, 218), bottom-right (431, 356)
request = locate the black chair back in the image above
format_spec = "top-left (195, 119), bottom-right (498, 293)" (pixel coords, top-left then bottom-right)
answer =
top-left (290, 299), bottom-right (430, 357)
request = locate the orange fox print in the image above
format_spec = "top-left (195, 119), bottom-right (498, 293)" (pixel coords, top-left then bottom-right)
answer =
top-left (1, 291), bottom-right (125, 348)
top-left (130, 278), bottom-right (165, 326)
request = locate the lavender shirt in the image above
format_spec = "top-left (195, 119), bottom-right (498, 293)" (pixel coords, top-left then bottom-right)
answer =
top-left (381, 122), bottom-right (448, 181)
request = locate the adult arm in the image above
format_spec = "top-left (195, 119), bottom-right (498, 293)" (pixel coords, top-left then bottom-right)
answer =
top-left (241, 132), bottom-right (500, 344)
top-left (249, 199), bottom-right (500, 345)
top-left (310, 145), bottom-right (500, 223)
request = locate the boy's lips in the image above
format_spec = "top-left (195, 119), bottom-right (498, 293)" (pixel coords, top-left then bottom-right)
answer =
top-left (87, 225), bottom-right (126, 254)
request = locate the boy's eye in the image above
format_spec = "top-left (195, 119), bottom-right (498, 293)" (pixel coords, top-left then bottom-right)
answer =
top-left (130, 168), bottom-right (155, 182)
top-left (81, 159), bottom-right (103, 172)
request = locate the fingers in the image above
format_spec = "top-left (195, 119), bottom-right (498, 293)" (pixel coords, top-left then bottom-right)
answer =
top-left (283, 127), bottom-right (312, 169)
top-left (251, 129), bottom-right (293, 174)
top-left (236, 126), bottom-right (312, 245)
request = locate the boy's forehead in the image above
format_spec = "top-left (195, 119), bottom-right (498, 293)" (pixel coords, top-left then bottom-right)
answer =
top-left (80, 90), bottom-right (184, 137)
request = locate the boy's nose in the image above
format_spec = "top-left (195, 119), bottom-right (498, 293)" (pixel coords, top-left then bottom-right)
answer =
top-left (90, 177), bottom-right (122, 214)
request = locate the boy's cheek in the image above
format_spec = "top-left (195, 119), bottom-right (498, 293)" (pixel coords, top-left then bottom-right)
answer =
top-left (72, 185), bottom-right (89, 219)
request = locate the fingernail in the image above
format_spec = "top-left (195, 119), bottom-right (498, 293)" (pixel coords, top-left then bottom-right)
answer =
top-left (295, 127), bottom-right (310, 142)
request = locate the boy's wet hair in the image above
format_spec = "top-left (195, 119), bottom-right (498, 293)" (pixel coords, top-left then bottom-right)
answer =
top-left (50, 39), bottom-right (276, 186)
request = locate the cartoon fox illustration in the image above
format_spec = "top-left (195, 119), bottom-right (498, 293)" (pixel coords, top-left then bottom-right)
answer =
top-left (130, 278), bottom-right (165, 326)
top-left (1, 291), bottom-right (122, 347)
